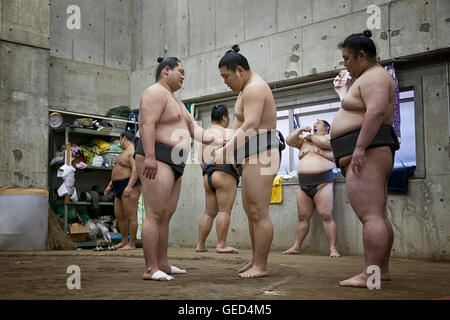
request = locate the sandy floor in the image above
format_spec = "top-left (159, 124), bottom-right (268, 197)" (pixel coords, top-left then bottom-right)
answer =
top-left (0, 247), bottom-right (449, 300)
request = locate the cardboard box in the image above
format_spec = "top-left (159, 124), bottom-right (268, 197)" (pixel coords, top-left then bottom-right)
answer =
top-left (69, 223), bottom-right (89, 242)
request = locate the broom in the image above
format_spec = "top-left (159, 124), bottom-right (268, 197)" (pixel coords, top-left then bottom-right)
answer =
top-left (46, 204), bottom-right (76, 250)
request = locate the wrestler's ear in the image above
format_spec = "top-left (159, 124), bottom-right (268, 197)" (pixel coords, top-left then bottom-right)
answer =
top-left (163, 66), bottom-right (170, 76)
top-left (359, 50), bottom-right (365, 60)
top-left (235, 65), bottom-right (244, 75)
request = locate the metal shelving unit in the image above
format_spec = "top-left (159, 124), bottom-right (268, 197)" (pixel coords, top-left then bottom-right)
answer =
top-left (48, 127), bottom-right (122, 247)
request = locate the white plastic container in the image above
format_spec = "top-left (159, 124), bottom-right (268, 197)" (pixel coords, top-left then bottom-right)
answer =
top-left (0, 188), bottom-right (49, 250)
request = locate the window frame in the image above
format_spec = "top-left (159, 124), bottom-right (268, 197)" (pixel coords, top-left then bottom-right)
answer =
top-left (397, 72), bottom-right (426, 179)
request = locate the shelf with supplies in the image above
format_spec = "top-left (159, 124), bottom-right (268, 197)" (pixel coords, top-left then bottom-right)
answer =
top-left (52, 200), bottom-right (115, 206)
top-left (48, 125), bottom-right (132, 248)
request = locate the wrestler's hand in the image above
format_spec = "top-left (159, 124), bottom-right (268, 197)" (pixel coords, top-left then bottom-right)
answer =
top-left (143, 156), bottom-right (158, 180)
top-left (350, 146), bottom-right (366, 174)
top-left (213, 147), bottom-right (225, 165)
top-left (305, 134), bottom-right (313, 141)
top-left (104, 186), bottom-right (111, 196)
top-left (300, 126), bottom-right (312, 133)
top-left (123, 186), bottom-right (132, 197)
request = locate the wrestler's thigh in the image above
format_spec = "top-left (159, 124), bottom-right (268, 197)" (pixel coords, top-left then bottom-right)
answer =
top-left (314, 182), bottom-right (334, 218)
top-left (167, 177), bottom-right (182, 217)
top-left (213, 172), bottom-right (237, 213)
top-left (241, 163), bottom-right (275, 212)
top-left (114, 197), bottom-right (124, 218)
top-left (203, 175), bottom-right (219, 217)
top-left (121, 186), bottom-right (140, 218)
top-left (297, 188), bottom-right (315, 220)
top-left (346, 146), bottom-right (393, 219)
top-left (135, 155), bottom-right (176, 214)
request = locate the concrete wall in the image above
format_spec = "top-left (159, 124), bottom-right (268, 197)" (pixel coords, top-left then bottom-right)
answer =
top-left (0, 0), bottom-right (50, 187)
top-left (130, 0), bottom-right (450, 105)
top-left (49, 0), bottom-right (132, 115)
top-left (128, 0), bottom-right (450, 260)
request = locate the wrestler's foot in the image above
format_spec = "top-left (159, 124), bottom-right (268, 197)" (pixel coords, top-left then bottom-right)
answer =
top-left (113, 241), bottom-right (127, 249)
top-left (195, 245), bottom-right (208, 252)
top-left (142, 268), bottom-right (173, 281)
top-left (239, 265), bottom-right (269, 279)
top-left (157, 264), bottom-right (172, 275)
top-left (147, 265), bottom-right (186, 275)
top-left (118, 243), bottom-right (136, 250)
top-left (282, 247), bottom-right (300, 255)
top-left (238, 260), bottom-right (254, 273)
top-left (330, 249), bottom-right (341, 258)
top-left (216, 245), bottom-right (239, 254)
top-left (339, 273), bottom-right (369, 288)
top-left (381, 272), bottom-right (391, 281)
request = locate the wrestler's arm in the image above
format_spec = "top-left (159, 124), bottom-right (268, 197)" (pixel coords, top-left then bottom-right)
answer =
top-left (286, 127), bottom-right (309, 149)
top-left (183, 104), bottom-right (224, 146)
top-left (308, 134), bottom-right (332, 150)
top-left (198, 142), bottom-right (205, 168)
top-left (123, 151), bottom-right (138, 197)
top-left (104, 180), bottom-right (113, 196)
top-left (232, 117), bottom-right (242, 130)
top-left (223, 86), bottom-right (265, 154)
top-left (316, 148), bottom-right (335, 162)
top-left (139, 88), bottom-right (166, 179)
top-left (351, 75), bottom-right (390, 171)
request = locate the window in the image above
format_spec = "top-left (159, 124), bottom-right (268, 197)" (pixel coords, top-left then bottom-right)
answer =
top-left (276, 110), bottom-right (290, 174)
top-left (277, 101), bottom-right (340, 175)
top-left (394, 89), bottom-right (416, 168)
top-left (276, 89), bottom-right (419, 176)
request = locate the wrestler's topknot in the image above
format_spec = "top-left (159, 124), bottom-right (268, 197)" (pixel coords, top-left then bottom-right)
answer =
top-left (340, 30), bottom-right (377, 59)
top-left (218, 44), bottom-right (250, 71)
top-left (362, 29), bottom-right (372, 38)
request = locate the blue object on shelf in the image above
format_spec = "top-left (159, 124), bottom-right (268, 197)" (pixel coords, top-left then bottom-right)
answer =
top-left (110, 233), bottom-right (130, 241)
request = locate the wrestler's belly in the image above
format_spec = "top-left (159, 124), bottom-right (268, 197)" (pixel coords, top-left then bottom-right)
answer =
top-left (112, 165), bottom-right (132, 181)
top-left (154, 124), bottom-right (192, 153)
top-left (330, 108), bottom-right (364, 139)
top-left (297, 154), bottom-right (335, 175)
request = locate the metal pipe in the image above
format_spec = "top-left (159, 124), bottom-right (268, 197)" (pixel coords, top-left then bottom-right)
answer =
top-left (446, 59), bottom-right (450, 142)
top-left (191, 77), bottom-right (336, 107)
top-left (48, 108), bottom-right (137, 124)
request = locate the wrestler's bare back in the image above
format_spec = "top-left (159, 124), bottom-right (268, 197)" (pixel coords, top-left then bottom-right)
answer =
top-left (202, 125), bottom-right (233, 164)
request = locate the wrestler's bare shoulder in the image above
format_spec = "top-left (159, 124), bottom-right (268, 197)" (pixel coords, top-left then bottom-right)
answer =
top-left (249, 74), bottom-right (270, 89)
top-left (242, 81), bottom-right (268, 100)
top-left (206, 125), bottom-right (224, 137)
top-left (142, 83), bottom-right (170, 100)
top-left (359, 65), bottom-right (392, 84)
